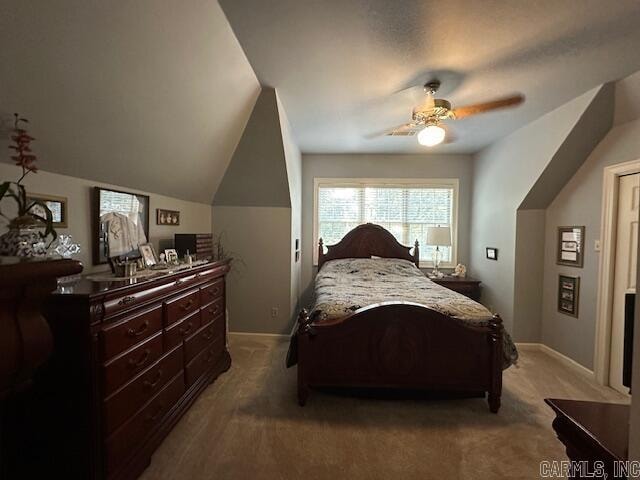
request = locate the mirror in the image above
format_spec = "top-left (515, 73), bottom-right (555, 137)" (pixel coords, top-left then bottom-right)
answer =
top-left (92, 187), bottom-right (150, 265)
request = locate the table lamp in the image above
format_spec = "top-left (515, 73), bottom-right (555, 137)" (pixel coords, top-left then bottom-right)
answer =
top-left (426, 226), bottom-right (451, 278)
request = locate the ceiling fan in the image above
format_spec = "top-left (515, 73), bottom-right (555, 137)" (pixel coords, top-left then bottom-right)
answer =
top-left (380, 80), bottom-right (525, 147)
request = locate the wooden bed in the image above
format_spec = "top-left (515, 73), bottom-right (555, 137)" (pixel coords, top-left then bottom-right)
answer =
top-left (293, 223), bottom-right (503, 413)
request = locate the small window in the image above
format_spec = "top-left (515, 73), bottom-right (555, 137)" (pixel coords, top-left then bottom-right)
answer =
top-left (313, 178), bottom-right (458, 266)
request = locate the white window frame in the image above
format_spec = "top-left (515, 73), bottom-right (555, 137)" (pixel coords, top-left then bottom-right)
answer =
top-left (313, 177), bottom-right (459, 268)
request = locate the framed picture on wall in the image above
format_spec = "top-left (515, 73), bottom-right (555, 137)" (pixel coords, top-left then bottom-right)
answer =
top-left (558, 275), bottom-right (580, 317)
top-left (486, 247), bottom-right (498, 260)
top-left (157, 209), bottom-right (180, 226)
top-left (27, 193), bottom-right (68, 228)
top-left (557, 226), bottom-right (585, 267)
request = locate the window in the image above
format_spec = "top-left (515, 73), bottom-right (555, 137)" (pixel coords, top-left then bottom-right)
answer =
top-left (314, 178), bottom-right (458, 266)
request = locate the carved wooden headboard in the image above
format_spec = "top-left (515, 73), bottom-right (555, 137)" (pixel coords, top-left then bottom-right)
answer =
top-left (318, 223), bottom-right (419, 269)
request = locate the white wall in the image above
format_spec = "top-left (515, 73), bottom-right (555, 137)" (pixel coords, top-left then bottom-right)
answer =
top-left (0, 163), bottom-right (212, 273)
top-left (470, 88), bottom-right (600, 335)
top-left (301, 153), bottom-right (473, 305)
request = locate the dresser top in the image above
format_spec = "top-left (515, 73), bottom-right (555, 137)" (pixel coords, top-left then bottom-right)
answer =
top-left (52, 259), bottom-right (230, 299)
top-left (545, 398), bottom-right (629, 461)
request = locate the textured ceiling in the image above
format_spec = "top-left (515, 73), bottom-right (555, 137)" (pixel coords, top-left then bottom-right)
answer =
top-left (220, 0), bottom-right (640, 154)
top-left (0, 0), bottom-right (260, 203)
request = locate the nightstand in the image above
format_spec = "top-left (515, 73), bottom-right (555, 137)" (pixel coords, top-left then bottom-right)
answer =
top-left (431, 276), bottom-right (481, 301)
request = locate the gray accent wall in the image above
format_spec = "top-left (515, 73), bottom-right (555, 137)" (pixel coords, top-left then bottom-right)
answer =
top-left (213, 88), bottom-right (301, 334)
top-left (214, 89), bottom-right (291, 208)
top-left (0, 0), bottom-right (260, 203)
top-left (470, 87), bottom-right (601, 335)
top-left (301, 153), bottom-right (474, 307)
top-left (541, 117), bottom-right (640, 368)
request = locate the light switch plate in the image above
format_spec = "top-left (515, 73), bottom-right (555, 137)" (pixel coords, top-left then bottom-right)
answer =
top-left (594, 239), bottom-right (601, 252)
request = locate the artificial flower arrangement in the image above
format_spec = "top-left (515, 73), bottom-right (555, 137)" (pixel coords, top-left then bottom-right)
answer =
top-left (0, 114), bottom-right (56, 254)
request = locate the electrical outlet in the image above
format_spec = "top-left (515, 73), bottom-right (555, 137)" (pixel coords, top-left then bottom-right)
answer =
top-left (271, 307), bottom-right (279, 318)
top-left (594, 240), bottom-right (601, 252)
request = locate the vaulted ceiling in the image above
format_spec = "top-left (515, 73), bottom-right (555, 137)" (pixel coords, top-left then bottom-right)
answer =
top-left (220, 0), bottom-right (640, 154)
top-left (0, 0), bottom-right (260, 203)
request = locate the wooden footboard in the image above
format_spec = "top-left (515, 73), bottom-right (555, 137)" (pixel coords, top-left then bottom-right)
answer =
top-left (296, 302), bottom-right (503, 413)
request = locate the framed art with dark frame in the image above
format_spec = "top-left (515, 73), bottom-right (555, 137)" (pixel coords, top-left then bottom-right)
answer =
top-left (92, 187), bottom-right (150, 265)
top-left (558, 275), bottom-right (580, 317)
top-left (557, 226), bottom-right (585, 267)
top-left (156, 208), bottom-right (180, 226)
top-left (486, 247), bottom-right (498, 260)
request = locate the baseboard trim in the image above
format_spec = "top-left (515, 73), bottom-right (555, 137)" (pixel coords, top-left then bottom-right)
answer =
top-left (515, 342), bottom-right (594, 379)
top-left (228, 331), bottom-right (290, 339)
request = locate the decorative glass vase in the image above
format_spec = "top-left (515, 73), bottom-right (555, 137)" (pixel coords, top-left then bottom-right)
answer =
top-left (0, 216), bottom-right (47, 257)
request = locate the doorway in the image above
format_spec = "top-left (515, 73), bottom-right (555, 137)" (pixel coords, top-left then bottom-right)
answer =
top-left (595, 159), bottom-right (640, 388)
top-left (608, 173), bottom-right (639, 394)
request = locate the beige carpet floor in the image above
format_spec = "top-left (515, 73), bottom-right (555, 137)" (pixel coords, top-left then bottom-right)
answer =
top-left (140, 335), bottom-right (627, 480)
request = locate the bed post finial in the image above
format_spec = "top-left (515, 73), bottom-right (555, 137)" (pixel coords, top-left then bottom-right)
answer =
top-left (318, 238), bottom-right (324, 268)
top-left (413, 240), bottom-right (420, 267)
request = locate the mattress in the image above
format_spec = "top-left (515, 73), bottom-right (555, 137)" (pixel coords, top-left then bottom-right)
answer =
top-left (311, 257), bottom-right (518, 368)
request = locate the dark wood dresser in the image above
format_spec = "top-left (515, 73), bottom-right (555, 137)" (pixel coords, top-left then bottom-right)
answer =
top-left (40, 260), bottom-right (231, 480)
top-left (431, 276), bottom-right (481, 301)
top-left (545, 398), bottom-right (628, 479)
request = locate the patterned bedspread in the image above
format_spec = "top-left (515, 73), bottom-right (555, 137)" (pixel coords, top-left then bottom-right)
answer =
top-left (311, 258), bottom-right (518, 368)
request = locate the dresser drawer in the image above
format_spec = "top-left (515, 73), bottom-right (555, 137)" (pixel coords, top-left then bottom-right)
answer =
top-left (164, 309), bottom-right (200, 351)
top-left (103, 345), bottom-right (184, 436)
top-left (184, 316), bottom-right (224, 363)
top-left (105, 372), bottom-right (185, 475)
top-left (101, 305), bottom-right (163, 360)
top-left (200, 279), bottom-right (224, 306)
top-left (103, 282), bottom-right (174, 318)
top-left (164, 288), bottom-right (200, 326)
top-left (103, 332), bottom-right (164, 396)
top-left (185, 338), bottom-right (224, 387)
top-left (200, 297), bottom-right (224, 326)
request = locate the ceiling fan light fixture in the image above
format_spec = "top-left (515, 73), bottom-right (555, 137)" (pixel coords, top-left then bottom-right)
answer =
top-left (417, 124), bottom-right (445, 147)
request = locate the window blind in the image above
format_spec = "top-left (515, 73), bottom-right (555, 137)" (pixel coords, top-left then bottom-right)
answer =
top-left (317, 183), bottom-right (455, 263)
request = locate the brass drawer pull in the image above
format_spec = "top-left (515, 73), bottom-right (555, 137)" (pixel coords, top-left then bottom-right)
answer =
top-left (128, 349), bottom-right (151, 368)
top-left (179, 321), bottom-right (194, 336)
top-left (126, 320), bottom-right (149, 338)
top-left (208, 287), bottom-right (219, 297)
top-left (180, 299), bottom-right (195, 311)
top-left (118, 296), bottom-right (136, 306)
top-left (145, 404), bottom-right (164, 423)
top-left (143, 369), bottom-right (163, 389)
top-left (206, 349), bottom-right (215, 363)
top-left (174, 279), bottom-right (184, 287)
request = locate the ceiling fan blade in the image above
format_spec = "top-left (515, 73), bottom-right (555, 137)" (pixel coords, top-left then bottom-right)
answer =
top-left (452, 94), bottom-right (525, 119)
top-left (365, 123), bottom-right (419, 139)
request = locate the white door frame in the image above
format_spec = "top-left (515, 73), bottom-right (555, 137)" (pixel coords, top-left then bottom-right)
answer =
top-left (594, 159), bottom-right (640, 385)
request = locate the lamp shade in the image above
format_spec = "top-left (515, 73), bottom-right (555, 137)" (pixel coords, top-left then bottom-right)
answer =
top-left (426, 226), bottom-right (452, 246)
